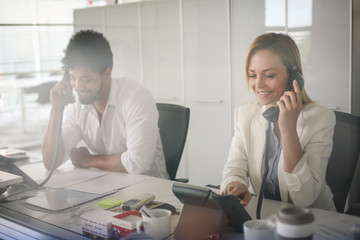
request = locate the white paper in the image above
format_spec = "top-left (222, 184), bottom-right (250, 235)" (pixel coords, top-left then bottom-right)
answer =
top-left (66, 173), bottom-right (145, 194)
top-left (314, 214), bottom-right (360, 240)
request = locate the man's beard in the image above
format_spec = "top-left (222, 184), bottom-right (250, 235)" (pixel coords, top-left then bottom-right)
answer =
top-left (77, 82), bottom-right (103, 105)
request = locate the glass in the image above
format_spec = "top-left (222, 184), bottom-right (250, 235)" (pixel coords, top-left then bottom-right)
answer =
top-left (265, 0), bottom-right (285, 27)
top-left (0, 0), bottom-right (37, 24)
top-left (0, 26), bottom-right (36, 74)
top-left (37, 0), bottom-right (88, 23)
top-left (288, 0), bottom-right (313, 28)
top-left (38, 26), bottom-right (74, 71)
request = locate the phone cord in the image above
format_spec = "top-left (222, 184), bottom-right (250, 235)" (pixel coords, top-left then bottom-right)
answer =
top-left (256, 121), bottom-right (271, 219)
top-left (37, 108), bottom-right (64, 188)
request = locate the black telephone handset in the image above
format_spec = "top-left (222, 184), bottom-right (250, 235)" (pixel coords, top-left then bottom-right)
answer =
top-left (262, 68), bottom-right (304, 122)
top-left (63, 70), bottom-right (76, 104)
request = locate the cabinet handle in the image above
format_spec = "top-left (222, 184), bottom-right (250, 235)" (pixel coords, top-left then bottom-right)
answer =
top-left (154, 96), bottom-right (177, 100)
top-left (328, 106), bottom-right (339, 110)
top-left (193, 99), bottom-right (223, 103)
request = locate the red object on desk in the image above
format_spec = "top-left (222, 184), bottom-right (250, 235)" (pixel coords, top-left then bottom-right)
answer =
top-left (112, 210), bottom-right (142, 239)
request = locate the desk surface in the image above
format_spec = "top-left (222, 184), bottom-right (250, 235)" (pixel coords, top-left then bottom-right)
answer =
top-left (1, 159), bottom-right (359, 240)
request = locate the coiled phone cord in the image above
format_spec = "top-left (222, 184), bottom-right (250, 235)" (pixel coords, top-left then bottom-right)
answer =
top-left (256, 121), bottom-right (271, 219)
top-left (37, 108), bottom-right (64, 188)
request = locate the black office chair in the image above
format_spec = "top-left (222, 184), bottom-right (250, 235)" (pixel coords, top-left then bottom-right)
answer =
top-left (156, 103), bottom-right (190, 182)
top-left (326, 111), bottom-right (360, 213)
top-left (23, 81), bottom-right (58, 104)
top-left (346, 158), bottom-right (360, 216)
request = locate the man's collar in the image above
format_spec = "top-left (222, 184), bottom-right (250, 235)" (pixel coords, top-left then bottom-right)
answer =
top-left (106, 78), bottom-right (116, 107)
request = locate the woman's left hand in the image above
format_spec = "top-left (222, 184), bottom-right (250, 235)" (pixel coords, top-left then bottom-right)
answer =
top-left (277, 80), bottom-right (303, 134)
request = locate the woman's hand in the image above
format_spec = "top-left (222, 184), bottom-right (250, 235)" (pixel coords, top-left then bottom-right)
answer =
top-left (277, 80), bottom-right (303, 172)
top-left (222, 182), bottom-right (252, 206)
top-left (277, 80), bottom-right (303, 135)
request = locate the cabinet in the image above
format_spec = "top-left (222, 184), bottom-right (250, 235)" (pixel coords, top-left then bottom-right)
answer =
top-left (140, 0), bottom-right (183, 104)
top-left (105, 4), bottom-right (141, 81)
top-left (74, 6), bottom-right (105, 33)
top-left (74, 0), bottom-right (352, 186)
top-left (183, 0), bottom-right (231, 186)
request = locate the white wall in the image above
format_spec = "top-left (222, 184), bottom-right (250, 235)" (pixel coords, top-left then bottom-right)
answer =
top-left (74, 0), bottom-right (352, 186)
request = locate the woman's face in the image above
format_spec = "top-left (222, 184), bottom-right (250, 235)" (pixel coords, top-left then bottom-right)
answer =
top-left (248, 49), bottom-right (289, 108)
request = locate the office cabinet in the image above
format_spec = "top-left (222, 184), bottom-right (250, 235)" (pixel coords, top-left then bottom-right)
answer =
top-left (183, 0), bottom-right (231, 186)
top-left (230, 0), bottom-right (263, 115)
top-left (74, 6), bottom-right (105, 33)
top-left (74, 0), bottom-right (353, 186)
top-left (305, 0), bottom-right (351, 112)
top-left (105, 4), bottom-right (141, 81)
top-left (140, 0), bottom-right (183, 104)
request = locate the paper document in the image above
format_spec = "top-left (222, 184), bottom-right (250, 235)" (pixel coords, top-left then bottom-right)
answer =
top-left (314, 214), bottom-right (360, 240)
top-left (66, 173), bottom-right (145, 194)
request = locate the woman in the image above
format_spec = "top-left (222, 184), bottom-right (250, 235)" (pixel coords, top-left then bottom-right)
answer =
top-left (221, 33), bottom-right (336, 211)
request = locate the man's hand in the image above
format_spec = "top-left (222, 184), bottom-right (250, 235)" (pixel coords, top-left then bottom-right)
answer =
top-left (50, 71), bottom-right (74, 110)
top-left (222, 182), bottom-right (252, 206)
top-left (70, 147), bottom-right (93, 168)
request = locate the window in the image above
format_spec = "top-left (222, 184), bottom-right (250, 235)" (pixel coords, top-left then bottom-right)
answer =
top-left (0, 0), bottom-right (108, 79)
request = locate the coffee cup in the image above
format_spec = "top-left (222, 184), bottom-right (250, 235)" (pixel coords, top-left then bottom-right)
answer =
top-left (276, 207), bottom-right (315, 240)
top-left (136, 209), bottom-right (172, 240)
top-left (243, 219), bottom-right (276, 240)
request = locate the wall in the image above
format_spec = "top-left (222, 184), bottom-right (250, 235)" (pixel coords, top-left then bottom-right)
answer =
top-left (74, 0), bottom-right (352, 186)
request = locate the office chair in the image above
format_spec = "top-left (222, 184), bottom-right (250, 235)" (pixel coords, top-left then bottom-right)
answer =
top-left (346, 158), bottom-right (360, 216)
top-left (23, 81), bottom-right (58, 104)
top-left (325, 111), bottom-right (360, 213)
top-left (156, 103), bottom-right (190, 183)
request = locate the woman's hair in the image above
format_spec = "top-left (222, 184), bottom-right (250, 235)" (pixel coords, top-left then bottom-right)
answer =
top-left (245, 32), bottom-right (312, 104)
top-left (61, 30), bottom-right (113, 74)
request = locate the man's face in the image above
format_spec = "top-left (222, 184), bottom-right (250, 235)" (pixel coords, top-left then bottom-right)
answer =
top-left (68, 66), bottom-right (104, 104)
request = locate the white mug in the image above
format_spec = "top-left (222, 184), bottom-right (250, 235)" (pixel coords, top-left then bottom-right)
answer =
top-left (136, 209), bottom-right (172, 240)
top-left (243, 219), bottom-right (276, 240)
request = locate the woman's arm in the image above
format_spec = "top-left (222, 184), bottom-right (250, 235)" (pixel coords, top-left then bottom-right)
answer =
top-left (282, 108), bottom-right (335, 207)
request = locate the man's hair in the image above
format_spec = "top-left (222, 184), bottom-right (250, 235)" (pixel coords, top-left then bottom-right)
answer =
top-left (61, 30), bottom-right (113, 73)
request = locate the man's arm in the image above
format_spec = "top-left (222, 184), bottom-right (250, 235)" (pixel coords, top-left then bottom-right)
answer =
top-left (42, 73), bottom-right (73, 170)
top-left (70, 147), bottom-right (128, 172)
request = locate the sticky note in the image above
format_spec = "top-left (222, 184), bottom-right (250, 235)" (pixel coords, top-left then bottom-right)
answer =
top-left (96, 198), bottom-right (124, 208)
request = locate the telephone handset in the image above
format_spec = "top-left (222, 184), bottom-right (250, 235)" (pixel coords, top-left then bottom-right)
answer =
top-left (63, 70), bottom-right (76, 104)
top-left (262, 68), bottom-right (304, 122)
top-left (288, 68), bottom-right (304, 92)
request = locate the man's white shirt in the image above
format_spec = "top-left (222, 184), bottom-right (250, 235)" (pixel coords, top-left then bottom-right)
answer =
top-left (62, 78), bottom-right (169, 179)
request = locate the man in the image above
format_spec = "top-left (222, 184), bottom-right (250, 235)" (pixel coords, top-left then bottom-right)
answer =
top-left (42, 30), bottom-right (169, 179)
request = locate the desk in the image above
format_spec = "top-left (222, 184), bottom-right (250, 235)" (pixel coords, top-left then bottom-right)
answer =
top-left (0, 159), bottom-right (359, 240)
top-left (0, 76), bottom-right (60, 133)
